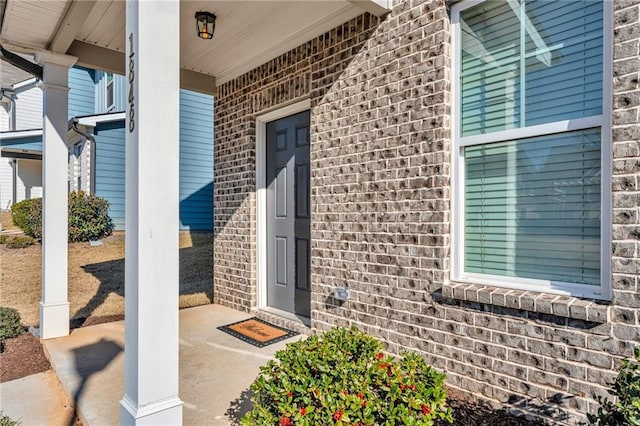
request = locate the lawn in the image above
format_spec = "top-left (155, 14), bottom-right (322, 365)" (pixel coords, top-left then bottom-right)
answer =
top-left (1, 211), bottom-right (18, 232)
top-left (0, 229), bottom-right (213, 327)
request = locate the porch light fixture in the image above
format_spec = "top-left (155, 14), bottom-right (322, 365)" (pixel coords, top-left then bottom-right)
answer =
top-left (195, 11), bottom-right (216, 40)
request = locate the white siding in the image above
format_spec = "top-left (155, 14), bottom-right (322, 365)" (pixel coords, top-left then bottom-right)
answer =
top-left (0, 157), bottom-right (14, 209)
top-left (0, 104), bottom-right (11, 132)
top-left (82, 141), bottom-right (91, 193)
top-left (68, 139), bottom-right (91, 193)
top-left (14, 83), bottom-right (42, 130)
top-left (15, 159), bottom-right (42, 201)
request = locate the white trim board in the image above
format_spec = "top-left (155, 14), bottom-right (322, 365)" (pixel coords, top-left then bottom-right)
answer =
top-left (0, 129), bottom-right (43, 140)
top-left (255, 99), bottom-right (311, 310)
top-left (76, 112), bottom-right (125, 127)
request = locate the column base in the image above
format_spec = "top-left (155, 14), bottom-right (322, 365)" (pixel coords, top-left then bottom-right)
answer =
top-left (39, 302), bottom-right (69, 340)
top-left (120, 395), bottom-right (183, 426)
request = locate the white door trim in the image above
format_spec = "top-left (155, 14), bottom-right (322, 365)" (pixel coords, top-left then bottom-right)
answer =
top-left (255, 99), bottom-right (311, 309)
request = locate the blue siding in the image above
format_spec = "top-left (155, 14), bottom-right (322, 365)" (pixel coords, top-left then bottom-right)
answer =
top-left (179, 89), bottom-right (214, 231)
top-left (68, 67), bottom-right (95, 118)
top-left (93, 90), bottom-right (213, 231)
top-left (94, 71), bottom-right (126, 114)
top-left (94, 121), bottom-right (126, 230)
top-left (1, 135), bottom-right (42, 152)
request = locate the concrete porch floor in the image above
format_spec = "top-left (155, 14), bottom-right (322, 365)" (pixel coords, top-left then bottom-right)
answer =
top-left (43, 304), bottom-right (305, 425)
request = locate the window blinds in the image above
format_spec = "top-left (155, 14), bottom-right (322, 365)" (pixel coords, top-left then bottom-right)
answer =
top-left (461, 0), bottom-right (603, 136)
top-left (464, 129), bottom-right (601, 285)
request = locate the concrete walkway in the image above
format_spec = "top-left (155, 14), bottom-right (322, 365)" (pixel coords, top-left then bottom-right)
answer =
top-left (41, 304), bottom-right (305, 425)
top-left (0, 370), bottom-right (75, 425)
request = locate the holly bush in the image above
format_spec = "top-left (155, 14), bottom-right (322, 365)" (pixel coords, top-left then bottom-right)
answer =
top-left (589, 346), bottom-right (640, 426)
top-left (242, 327), bottom-right (453, 426)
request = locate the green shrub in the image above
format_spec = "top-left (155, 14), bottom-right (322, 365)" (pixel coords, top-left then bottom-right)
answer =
top-left (0, 307), bottom-right (23, 351)
top-left (9, 192), bottom-right (114, 242)
top-left (0, 412), bottom-right (21, 426)
top-left (242, 327), bottom-right (453, 426)
top-left (10, 198), bottom-right (39, 237)
top-left (26, 199), bottom-right (42, 239)
top-left (589, 346), bottom-right (640, 426)
top-left (68, 191), bottom-right (114, 242)
top-left (5, 236), bottom-right (35, 249)
top-left (0, 234), bottom-right (8, 244)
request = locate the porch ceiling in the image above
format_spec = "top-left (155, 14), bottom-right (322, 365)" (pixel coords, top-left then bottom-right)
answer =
top-left (0, 0), bottom-right (390, 90)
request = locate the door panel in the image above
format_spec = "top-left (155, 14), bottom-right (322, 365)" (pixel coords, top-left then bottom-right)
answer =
top-left (275, 167), bottom-right (287, 218)
top-left (266, 110), bottom-right (311, 317)
top-left (295, 163), bottom-right (310, 218)
top-left (276, 237), bottom-right (287, 286)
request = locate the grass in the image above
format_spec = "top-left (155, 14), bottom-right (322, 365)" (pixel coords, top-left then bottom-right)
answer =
top-left (0, 211), bottom-right (18, 232)
top-left (0, 229), bottom-right (213, 327)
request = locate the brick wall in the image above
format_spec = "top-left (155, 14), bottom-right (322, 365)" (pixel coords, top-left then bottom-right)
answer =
top-left (214, 0), bottom-right (640, 423)
top-left (213, 14), bottom-right (382, 311)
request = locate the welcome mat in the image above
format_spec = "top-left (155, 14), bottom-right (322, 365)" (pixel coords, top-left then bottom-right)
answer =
top-left (218, 317), bottom-right (298, 347)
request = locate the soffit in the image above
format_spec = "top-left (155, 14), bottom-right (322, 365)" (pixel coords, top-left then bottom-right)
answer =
top-left (1, 0), bottom-right (375, 86)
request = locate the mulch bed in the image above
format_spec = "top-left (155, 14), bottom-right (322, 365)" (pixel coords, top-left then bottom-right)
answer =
top-left (0, 332), bottom-right (50, 383)
top-left (1, 315), bottom-right (125, 384)
top-left (437, 390), bottom-right (548, 426)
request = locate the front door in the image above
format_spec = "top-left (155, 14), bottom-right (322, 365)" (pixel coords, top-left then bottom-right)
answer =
top-left (266, 110), bottom-right (311, 317)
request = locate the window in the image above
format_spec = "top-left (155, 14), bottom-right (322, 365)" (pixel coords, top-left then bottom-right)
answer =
top-left (105, 72), bottom-right (115, 112)
top-left (451, 0), bottom-right (611, 299)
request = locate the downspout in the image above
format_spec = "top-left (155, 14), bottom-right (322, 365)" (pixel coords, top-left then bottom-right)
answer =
top-left (9, 92), bottom-right (15, 130)
top-left (0, 44), bottom-right (43, 80)
top-left (11, 158), bottom-right (17, 205)
top-left (0, 88), bottom-right (17, 130)
top-left (70, 118), bottom-right (96, 194)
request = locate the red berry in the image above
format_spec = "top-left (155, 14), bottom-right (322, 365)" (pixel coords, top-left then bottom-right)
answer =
top-left (376, 353), bottom-right (384, 360)
top-left (280, 416), bottom-right (292, 426)
top-left (421, 404), bottom-right (431, 415)
top-left (300, 407), bottom-right (307, 415)
top-left (287, 392), bottom-right (293, 398)
top-left (334, 411), bottom-right (343, 421)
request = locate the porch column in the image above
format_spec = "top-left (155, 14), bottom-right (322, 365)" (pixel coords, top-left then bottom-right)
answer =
top-left (35, 51), bottom-right (77, 340)
top-left (120, 1), bottom-right (182, 425)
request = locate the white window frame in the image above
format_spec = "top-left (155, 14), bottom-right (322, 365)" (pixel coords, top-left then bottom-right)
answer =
top-left (105, 72), bottom-right (115, 112)
top-left (450, 0), bottom-right (613, 300)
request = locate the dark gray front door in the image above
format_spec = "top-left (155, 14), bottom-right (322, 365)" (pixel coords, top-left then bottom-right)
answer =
top-left (266, 111), bottom-right (310, 317)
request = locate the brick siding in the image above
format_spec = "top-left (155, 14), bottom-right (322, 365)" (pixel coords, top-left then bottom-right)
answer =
top-left (214, 1), bottom-right (640, 423)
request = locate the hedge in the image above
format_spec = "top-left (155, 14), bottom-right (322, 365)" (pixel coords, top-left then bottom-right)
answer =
top-left (11, 191), bottom-right (114, 242)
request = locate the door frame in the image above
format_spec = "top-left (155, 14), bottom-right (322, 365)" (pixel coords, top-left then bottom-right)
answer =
top-left (255, 98), bottom-right (311, 311)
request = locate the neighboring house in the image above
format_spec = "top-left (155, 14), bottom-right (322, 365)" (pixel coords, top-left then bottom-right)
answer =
top-left (0, 74), bottom-right (43, 210)
top-left (0, 1), bottom-right (637, 425)
top-left (0, 66), bottom-right (214, 230)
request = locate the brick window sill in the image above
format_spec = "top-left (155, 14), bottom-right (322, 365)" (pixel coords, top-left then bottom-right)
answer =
top-left (442, 282), bottom-right (610, 323)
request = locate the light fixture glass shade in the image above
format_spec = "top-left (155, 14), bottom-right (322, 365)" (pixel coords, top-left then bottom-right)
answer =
top-left (195, 11), bottom-right (216, 40)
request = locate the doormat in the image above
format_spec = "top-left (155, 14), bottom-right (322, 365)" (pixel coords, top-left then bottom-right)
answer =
top-left (218, 317), bottom-right (298, 348)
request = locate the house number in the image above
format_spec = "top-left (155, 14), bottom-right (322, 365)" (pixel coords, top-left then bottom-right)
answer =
top-left (128, 33), bottom-right (135, 133)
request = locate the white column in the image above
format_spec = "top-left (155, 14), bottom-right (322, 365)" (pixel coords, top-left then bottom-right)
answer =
top-left (120, 1), bottom-right (182, 425)
top-left (36, 51), bottom-right (77, 340)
